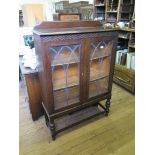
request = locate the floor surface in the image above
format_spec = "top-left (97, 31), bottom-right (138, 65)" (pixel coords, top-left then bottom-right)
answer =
top-left (19, 82), bottom-right (135, 155)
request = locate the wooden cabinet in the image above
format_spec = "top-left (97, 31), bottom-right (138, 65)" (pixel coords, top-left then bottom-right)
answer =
top-left (19, 58), bottom-right (43, 120)
top-left (24, 73), bottom-right (43, 120)
top-left (33, 21), bottom-right (118, 140)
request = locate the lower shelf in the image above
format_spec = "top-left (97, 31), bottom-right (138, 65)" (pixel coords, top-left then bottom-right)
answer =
top-left (44, 97), bottom-right (111, 140)
top-left (54, 105), bottom-right (104, 132)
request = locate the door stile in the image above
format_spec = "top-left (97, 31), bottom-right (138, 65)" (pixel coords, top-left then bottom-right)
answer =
top-left (80, 39), bottom-right (90, 102)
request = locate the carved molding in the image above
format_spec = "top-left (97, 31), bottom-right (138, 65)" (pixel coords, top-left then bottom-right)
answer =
top-left (42, 32), bottom-right (114, 42)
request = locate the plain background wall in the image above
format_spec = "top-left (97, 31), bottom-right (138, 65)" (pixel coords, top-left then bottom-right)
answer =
top-left (22, 4), bottom-right (45, 27)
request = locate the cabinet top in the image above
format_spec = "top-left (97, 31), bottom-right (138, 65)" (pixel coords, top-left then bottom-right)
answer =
top-left (33, 21), bottom-right (118, 36)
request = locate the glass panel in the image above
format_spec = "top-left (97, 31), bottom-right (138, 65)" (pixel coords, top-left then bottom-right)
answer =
top-left (89, 77), bottom-right (109, 98)
top-left (90, 57), bottom-right (110, 81)
top-left (89, 40), bottom-right (113, 98)
top-left (49, 44), bottom-right (80, 110)
top-left (53, 87), bottom-right (79, 110)
top-left (90, 41), bottom-right (113, 59)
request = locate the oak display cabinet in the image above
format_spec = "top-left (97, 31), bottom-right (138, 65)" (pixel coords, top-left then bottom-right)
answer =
top-left (33, 21), bottom-right (118, 140)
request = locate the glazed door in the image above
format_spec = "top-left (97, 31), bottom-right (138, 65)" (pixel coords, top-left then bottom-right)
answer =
top-left (86, 37), bottom-right (115, 99)
top-left (48, 41), bottom-right (82, 111)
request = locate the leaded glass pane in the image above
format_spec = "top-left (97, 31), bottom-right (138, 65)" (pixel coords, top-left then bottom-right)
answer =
top-left (89, 40), bottom-right (113, 98)
top-left (49, 44), bottom-right (80, 110)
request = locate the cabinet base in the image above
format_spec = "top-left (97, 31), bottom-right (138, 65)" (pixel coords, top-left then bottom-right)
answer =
top-left (44, 100), bottom-right (111, 140)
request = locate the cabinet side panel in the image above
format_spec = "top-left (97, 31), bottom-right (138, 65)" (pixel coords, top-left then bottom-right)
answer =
top-left (34, 34), bottom-right (54, 114)
top-left (25, 73), bottom-right (43, 120)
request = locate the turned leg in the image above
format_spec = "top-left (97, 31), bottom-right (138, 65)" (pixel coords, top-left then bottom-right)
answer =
top-left (105, 99), bottom-right (111, 116)
top-left (49, 122), bottom-right (56, 140)
top-left (44, 113), bottom-right (49, 127)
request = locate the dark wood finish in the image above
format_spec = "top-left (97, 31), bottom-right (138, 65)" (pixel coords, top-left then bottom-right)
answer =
top-left (33, 21), bottom-right (102, 30)
top-left (33, 21), bottom-right (118, 140)
top-left (53, 13), bottom-right (81, 21)
top-left (19, 59), bottom-right (43, 120)
top-left (25, 73), bottom-right (43, 120)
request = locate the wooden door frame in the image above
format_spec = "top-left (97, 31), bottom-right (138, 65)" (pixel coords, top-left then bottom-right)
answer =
top-left (44, 38), bottom-right (84, 114)
top-left (82, 33), bottom-right (118, 102)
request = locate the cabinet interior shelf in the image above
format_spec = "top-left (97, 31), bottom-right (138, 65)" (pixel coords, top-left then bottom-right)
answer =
top-left (51, 61), bottom-right (79, 67)
top-left (90, 55), bottom-right (111, 61)
top-left (53, 74), bottom-right (109, 91)
top-left (90, 75), bottom-right (109, 82)
top-left (53, 74), bottom-right (109, 92)
top-left (53, 82), bottom-right (79, 92)
top-left (51, 55), bottom-right (111, 67)
top-left (52, 64), bottom-right (110, 91)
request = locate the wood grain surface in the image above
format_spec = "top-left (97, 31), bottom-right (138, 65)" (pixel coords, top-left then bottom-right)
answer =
top-left (19, 82), bottom-right (135, 155)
